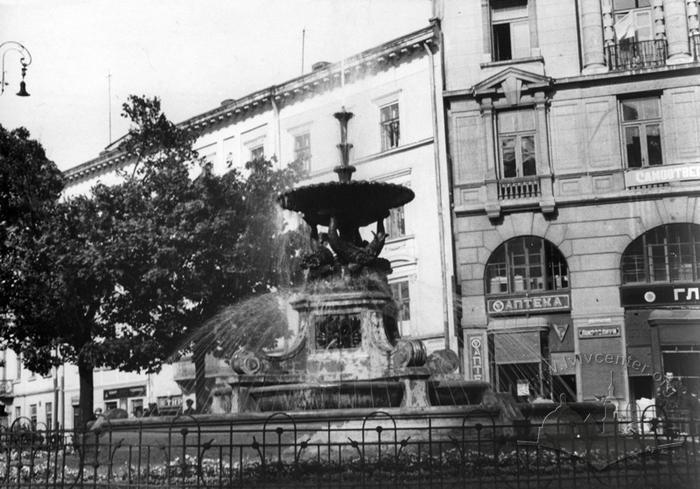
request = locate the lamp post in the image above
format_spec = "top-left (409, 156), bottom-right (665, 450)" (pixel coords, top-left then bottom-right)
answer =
top-left (1, 41), bottom-right (32, 97)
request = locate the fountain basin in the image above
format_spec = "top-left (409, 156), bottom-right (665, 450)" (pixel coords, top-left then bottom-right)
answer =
top-left (428, 380), bottom-right (491, 406)
top-left (248, 381), bottom-right (404, 412)
top-left (279, 180), bottom-right (414, 227)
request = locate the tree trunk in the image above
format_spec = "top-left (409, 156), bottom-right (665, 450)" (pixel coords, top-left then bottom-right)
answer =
top-left (77, 358), bottom-right (94, 431)
top-left (193, 339), bottom-right (209, 414)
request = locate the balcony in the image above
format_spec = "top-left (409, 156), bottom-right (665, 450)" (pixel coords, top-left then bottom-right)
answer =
top-left (605, 39), bottom-right (667, 71)
top-left (498, 176), bottom-right (541, 200)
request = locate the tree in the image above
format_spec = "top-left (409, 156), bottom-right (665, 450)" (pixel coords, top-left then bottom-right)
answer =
top-left (1, 96), bottom-right (304, 427)
top-left (0, 124), bottom-right (64, 400)
top-left (0, 125), bottom-right (64, 306)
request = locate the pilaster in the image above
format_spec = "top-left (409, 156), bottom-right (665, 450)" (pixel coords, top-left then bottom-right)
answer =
top-left (534, 93), bottom-right (555, 215)
top-left (481, 98), bottom-right (501, 219)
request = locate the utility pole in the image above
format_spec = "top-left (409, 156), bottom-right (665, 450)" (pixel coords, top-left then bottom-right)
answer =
top-left (107, 72), bottom-right (112, 145)
top-left (301, 28), bottom-right (306, 75)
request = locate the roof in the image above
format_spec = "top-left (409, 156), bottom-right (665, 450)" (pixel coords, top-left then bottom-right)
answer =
top-left (64, 23), bottom-right (438, 183)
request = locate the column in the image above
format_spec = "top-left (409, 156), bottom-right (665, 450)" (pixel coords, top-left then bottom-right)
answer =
top-left (581, 0), bottom-right (607, 73)
top-left (663, 0), bottom-right (692, 63)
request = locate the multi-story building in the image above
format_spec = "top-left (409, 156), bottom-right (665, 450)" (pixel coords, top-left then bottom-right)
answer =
top-left (5, 23), bottom-right (456, 428)
top-left (438, 0), bottom-right (700, 409)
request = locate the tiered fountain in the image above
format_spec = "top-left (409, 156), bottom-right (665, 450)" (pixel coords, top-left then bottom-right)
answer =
top-left (225, 109), bottom-right (490, 413)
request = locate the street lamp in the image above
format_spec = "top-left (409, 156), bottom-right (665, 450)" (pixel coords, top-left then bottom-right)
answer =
top-left (1, 41), bottom-right (32, 97)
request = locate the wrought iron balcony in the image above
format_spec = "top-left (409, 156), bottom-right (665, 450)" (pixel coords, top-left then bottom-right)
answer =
top-left (605, 39), bottom-right (667, 71)
top-left (498, 175), bottom-right (541, 200)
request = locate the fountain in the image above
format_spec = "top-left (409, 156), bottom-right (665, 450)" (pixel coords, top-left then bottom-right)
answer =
top-left (224, 109), bottom-right (490, 412)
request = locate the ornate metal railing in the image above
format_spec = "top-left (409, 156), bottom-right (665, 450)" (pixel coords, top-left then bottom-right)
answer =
top-left (0, 406), bottom-right (696, 488)
top-left (498, 176), bottom-right (541, 200)
top-left (605, 39), bottom-right (667, 71)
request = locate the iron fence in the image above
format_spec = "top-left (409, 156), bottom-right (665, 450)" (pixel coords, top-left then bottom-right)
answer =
top-left (0, 407), bottom-right (697, 488)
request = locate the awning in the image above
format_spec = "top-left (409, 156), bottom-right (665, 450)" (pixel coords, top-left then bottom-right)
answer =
top-left (494, 331), bottom-right (541, 364)
top-left (648, 309), bottom-right (700, 344)
top-left (648, 309), bottom-right (700, 327)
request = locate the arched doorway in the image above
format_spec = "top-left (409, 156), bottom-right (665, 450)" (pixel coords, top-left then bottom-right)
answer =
top-left (620, 223), bottom-right (700, 408)
top-left (484, 236), bottom-right (573, 401)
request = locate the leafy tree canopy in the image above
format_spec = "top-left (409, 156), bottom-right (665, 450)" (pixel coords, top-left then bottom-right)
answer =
top-left (0, 95), bottom-right (305, 424)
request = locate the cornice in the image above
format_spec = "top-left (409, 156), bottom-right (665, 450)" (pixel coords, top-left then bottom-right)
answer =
top-left (64, 24), bottom-right (438, 184)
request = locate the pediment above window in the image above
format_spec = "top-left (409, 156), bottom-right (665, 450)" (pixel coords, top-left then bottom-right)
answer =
top-left (472, 67), bottom-right (553, 106)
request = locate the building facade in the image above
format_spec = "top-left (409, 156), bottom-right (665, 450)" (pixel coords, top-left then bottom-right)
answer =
top-left (4, 24), bottom-right (457, 428)
top-left (438, 0), bottom-right (700, 408)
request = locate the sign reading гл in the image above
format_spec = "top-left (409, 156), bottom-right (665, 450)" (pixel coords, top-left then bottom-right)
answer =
top-left (487, 292), bottom-right (570, 316)
top-left (624, 162), bottom-right (700, 187)
top-left (620, 283), bottom-right (700, 307)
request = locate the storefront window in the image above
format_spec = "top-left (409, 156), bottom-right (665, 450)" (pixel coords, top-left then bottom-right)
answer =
top-left (485, 236), bottom-right (569, 295)
top-left (621, 223), bottom-right (700, 283)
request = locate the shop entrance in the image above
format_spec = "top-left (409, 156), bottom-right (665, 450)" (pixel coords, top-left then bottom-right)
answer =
top-left (552, 374), bottom-right (577, 402)
top-left (662, 345), bottom-right (700, 396)
top-left (497, 362), bottom-right (542, 400)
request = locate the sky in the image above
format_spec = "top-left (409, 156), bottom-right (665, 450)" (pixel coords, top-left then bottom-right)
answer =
top-left (0, 0), bottom-right (432, 170)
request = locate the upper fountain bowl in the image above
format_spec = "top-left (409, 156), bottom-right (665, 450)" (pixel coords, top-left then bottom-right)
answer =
top-left (278, 180), bottom-right (415, 227)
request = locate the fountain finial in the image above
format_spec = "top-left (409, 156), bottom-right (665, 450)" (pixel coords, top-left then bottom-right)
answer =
top-left (333, 108), bottom-right (356, 183)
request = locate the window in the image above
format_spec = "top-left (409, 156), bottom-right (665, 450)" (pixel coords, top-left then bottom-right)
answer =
top-left (613, 0), bottom-right (653, 42)
top-left (620, 97), bottom-right (662, 168)
top-left (15, 354), bottom-right (21, 380)
top-left (485, 237), bottom-right (569, 295)
top-left (390, 281), bottom-right (411, 322)
top-left (497, 109), bottom-right (537, 178)
top-left (621, 224), bottom-right (700, 284)
top-left (293, 132), bottom-right (311, 171)
top-left (14, 406), bottom-right (20, 419)
top-left (45, 402), bottom-right (53, 430)
top-left (105, 401), bottom-right (118, 411)
top-left (29, 404), bottom-right (37, 427)
top-left (131, 398), bottom-right (144, 417)
top-left (250, 145), bottom-right (264, 161)
top-left (380, 102), bottom-right (400, 150)
top-left (492, 0), bottom-right (530, 61)
top-left (386, 206), bottom-right (406, 238)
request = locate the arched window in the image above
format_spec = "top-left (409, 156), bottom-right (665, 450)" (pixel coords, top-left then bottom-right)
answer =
top-left (621, 223), bottom-right (700, 284)
top-left (485, 236), bottom-right (569, 295)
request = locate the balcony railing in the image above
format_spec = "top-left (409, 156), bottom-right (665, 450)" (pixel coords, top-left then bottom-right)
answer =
top-left (605, 39), bottom-right (667, 71)
top-left (498, 175), bottom-right (541, 200)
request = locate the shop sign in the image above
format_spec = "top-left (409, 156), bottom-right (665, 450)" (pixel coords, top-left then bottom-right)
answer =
top-left (620, 283), bottom-right (700, 307)
top-left (624, 162), bottom-right (700, 187)
top-left (103, 385), bottom-right (146, 401)
top-left (467, 335), bottom-right (483, 380)
top-left (487, 293), bottom-right (570, 316)
top-left (578, 326), bottom-right (621, 339)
